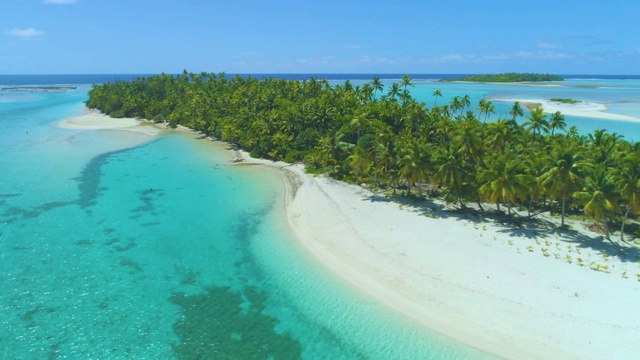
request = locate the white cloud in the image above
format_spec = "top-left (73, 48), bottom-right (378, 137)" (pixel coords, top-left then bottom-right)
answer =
top-left (536, 40), bottom-right (562, 49)
top-left (43, 0), bottom-right (76, 4)
top-left (6, 28), bottom-right (45, 37)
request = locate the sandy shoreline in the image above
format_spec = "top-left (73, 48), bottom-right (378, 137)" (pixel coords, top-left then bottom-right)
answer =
top-left (59, 111), bottom-right (165, 135)
top-left (452, 81), bottom-right (562, 87)
top-left (491, 98), bottom-right (640, 122)
top-left (232, 152), bottom-right (640, 359)
top-left (63, 113), bottom-right (640, 359)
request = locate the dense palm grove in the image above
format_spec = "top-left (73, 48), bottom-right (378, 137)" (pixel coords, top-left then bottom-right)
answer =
top-left (86, 71), bottom-right (640, 242)
top-left (445, 73), bottom-right (564, 82)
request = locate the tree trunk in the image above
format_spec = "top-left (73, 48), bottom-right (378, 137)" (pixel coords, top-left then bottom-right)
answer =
top-left (561, 196), bottom-right (566, 227)
top-left (620, 207), bottom-right (630, 243)
top-left (459, 198), bottom-right (466, 210)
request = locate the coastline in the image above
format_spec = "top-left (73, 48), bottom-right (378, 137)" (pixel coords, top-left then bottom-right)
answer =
top-left (63, 113), bottom-right (640, 359)
top-left (59, 110), bottom-right (165, 135)
top-left (490, 98), bottom-right (640, 122)
top-left (450, 81), bottom-right (562, 87)
top-left (233, 152), bottom-right (640, 360)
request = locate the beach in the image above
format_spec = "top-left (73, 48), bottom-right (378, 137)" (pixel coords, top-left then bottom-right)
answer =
top-left (60, 112), bottom-right (640, 359)
top-left (235, 150), bottom-right (640, 360)
top-left (59, 111), bottom-right (165, 135)
top-left (490, 98), bottom-right (640, 123)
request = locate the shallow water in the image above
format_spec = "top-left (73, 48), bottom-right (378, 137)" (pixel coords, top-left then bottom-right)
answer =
top-left (2, 75), bottom-right (638, 359)
top-left (0, 86), bottom-right (491, 359)
top-left (407, 78), bottom-right (640, 141)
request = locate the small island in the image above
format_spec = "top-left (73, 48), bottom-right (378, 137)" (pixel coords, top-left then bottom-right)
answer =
top-left (2, 86), bottom-right (77, 91)
top-left (549, 97), bottom-right (581, 104)
top-left (442, 72), bottom-right (564, 82)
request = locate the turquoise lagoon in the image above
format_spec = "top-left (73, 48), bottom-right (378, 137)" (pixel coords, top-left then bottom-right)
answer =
top-left (1, 75), bottom-right (639, 359)
top-left (0, 83), bottom-right (490, 359)
top-left (409, 77), bottom-right (640, 141)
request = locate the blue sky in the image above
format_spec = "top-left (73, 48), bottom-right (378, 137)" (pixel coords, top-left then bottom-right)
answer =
top-left (2, 0), bottom-right (638, 74)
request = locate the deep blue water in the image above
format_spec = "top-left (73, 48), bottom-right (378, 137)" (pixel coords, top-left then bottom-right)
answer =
top-left (2, 73), bottom-right (639, 86)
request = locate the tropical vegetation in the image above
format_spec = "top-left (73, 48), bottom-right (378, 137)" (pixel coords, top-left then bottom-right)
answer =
top-left (549, 98), bottom-right (581, 104)
top-left (443, 73), bottom-right (564, 82)
top-left (86, 71), bottom-right (640, 243)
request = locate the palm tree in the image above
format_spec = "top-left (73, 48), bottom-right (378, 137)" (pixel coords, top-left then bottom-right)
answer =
top-left (399, 89), bottom-right (413, 107)
top-left (318, 132), bottom-right (346, 167)
top-left (401, 74), bottom-right (414, 92)
top-left (371, 133), bottom-right (398, 189)
top-left (450, 96), bottom-right (463, 116)
top-left (432, 89), bottom-right (442, 107)
top-left (343, 79), bottom-right (354, 92)
top-left (451, 114), bottom-right (483, 163)
top-left (386, 83), bottom-right (401, 102)
top-left (397, 139), bottom-right (431, 195)
top-left (522, 153), bottom-right (548, 218)
top-left (371, 77), bottom-right (384, 101)
top-left (484, 119), bottom-right (513, 153)
top-left (541, 144), bottom-right (591, 227)
top-left (351, 113), bottom-right (369, 145)
top-left (549, 111), bottom-right (566, 135)
top-left (360, 83), bottom-right (374, 104)
top-left (509, 101), bottom-right (524, 126)
top-left (477, 99), bottom-right (495, 124)
top-left (611, 151), bottom-right (640, 242)
top-left (523, 107), bottom-right (550, 145)
top-left (461, 95), bottom-right (471, 114)
top-left (349, 147), bottom-right (372, 186)
top-left (478, 152), bottom-right (530, 214)
top-left (433, 145), bottom-right (471, 208)
top-left (574, 165), bottom-right (618, 241)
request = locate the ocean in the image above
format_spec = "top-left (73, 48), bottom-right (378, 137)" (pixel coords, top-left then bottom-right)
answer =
top-left (0, 74), bottom-right (638, 359)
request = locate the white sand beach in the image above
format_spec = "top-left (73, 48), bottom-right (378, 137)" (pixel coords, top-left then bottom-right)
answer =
top-left (64, 116), bottom-right (640, 359)
top-left (234, 150), bottom-right (640, 360)
top-left (59, 111), bottom-right (164, 135)
top-left (491, 98), bottom-right (640, 122)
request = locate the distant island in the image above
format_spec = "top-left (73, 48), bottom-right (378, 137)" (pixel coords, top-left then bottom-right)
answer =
top-left (549, 97), bottom-right (580, 104)
top-left (2, 86), bottom-right (77, 91)
top-left (442, 73), bottom-right (564, 83)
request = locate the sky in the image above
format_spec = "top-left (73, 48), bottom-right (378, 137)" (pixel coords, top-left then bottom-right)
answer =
top-left (1, 0), bottom-right (639, 74)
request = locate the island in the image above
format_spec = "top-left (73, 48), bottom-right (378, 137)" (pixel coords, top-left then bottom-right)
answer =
top-left (442, 72), bottom-right (564, 82)
top-left (81, 71), bottom-right (640, 360)
top-left (2, 86), bottom-right (77, 91)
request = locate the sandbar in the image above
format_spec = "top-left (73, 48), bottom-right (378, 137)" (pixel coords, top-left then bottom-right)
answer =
top-left (59, 111), bottom-right (164, 136)
top-left (491, 98), bottom-right (640, 122)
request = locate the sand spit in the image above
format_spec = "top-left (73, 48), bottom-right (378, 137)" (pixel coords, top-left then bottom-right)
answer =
top-left (491, 98), bottom-right (640, 122)
top-left (59, 111), bottom-right (164, 136)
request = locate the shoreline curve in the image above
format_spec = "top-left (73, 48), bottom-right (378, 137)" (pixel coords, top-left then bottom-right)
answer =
top-left (61, 111), bottom-right (640, 360)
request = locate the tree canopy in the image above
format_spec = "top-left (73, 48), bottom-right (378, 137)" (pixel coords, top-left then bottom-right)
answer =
top-left (443, 73), bottom-right (564, 82)
top-left (86, 70), bottom-right (640, 242)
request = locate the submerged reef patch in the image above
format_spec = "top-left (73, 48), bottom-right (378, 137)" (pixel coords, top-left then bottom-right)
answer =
top-left (171, 286), bottom-right (302, 360)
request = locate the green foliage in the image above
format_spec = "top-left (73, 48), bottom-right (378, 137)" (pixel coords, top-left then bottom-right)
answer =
top-left (549, 98), bottom-right (581, 104)
top-left (444, 73), bottom-right (564, 82)
top-left (85, 71), bottom-right (640, 240)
